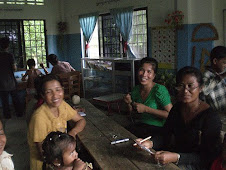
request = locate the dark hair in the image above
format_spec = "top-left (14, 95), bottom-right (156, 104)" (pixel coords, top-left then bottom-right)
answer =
top-left (0, 37), bottom-right (10, 50)
top-left (39, 74), bottom-right (63, 95)
top-left (176, 66), bottom-right (204, 86)
top-left (42, 131), bottom-right (76, 166)
top-left (210, 46), bottom-right (226, 65)
top-left (27, 59), bottom-right (36, 69)
top-left (47, 54), bottom-right (58, 65)
top-left (140, 57), bottom-right (158, 73)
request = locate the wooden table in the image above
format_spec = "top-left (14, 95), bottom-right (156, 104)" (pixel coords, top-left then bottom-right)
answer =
top-left (77, 99), bottom-right (179, 170)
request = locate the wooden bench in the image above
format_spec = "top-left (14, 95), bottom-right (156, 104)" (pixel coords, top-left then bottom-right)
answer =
top-left (75, 99), bottom-right (179, 170)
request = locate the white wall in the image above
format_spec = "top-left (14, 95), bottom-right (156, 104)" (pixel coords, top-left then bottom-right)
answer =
top-left (0, 0), bottom-right (61, 35)
top-left (63, 0), bottom-right (226, 46)
top-left (213, 0), bottom-right (226, 46)
top-left (178, 0), bottom-right (225, 46)
top-left (62, 0), bottom-right (175, 34)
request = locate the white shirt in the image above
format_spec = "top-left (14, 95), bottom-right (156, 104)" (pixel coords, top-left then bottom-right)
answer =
top-left (0, 151), bottom-right (14, 170)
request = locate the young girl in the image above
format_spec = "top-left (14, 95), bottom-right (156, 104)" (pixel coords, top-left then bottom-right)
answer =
top-left (27, 74), bottom-right (86, 170)
top-left (42, 131), bottom-right (92, 170)
top-left (0, 120), bottom-right (14, 169)
top-left (22, 59), bottom-right (43, 103)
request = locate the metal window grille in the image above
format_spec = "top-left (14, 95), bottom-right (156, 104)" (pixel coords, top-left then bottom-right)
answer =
top-left (0, 0), bottom-right (44, 5)
top-left (98, 9), bottom-right (147, 58)
top-left (0, 19), bottom-right (47, 69)
top-left (23, 20), bottom-right (47, 67)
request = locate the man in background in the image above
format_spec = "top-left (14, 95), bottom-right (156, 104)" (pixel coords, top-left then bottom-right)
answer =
top-left (40, 54), bottom-right (75, 75)
top-left (202, 46), bottom-right (226, 114)
top-left (0, 37), bottom-right (23, 119)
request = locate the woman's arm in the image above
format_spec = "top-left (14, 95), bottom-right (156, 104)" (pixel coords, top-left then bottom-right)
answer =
top-left (68, 113), bottom-right (86, 137)
top-left (134, 102), bottom-right (172, 119)
top-left (123, 93), bottom-right (133, 112)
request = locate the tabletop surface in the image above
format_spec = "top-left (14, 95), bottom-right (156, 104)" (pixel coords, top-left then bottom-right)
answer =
top-left (77, 99), bottom-right (180, 170)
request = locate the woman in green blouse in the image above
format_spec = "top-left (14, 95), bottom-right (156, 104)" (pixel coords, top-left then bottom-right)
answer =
top-left (124, 57), bottom-right (173, 138)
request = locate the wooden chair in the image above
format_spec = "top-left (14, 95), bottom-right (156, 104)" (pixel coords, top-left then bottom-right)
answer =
top-left (57, 71), bottom-right (81, 100)
top-left (68, 71), bottom-right (81, 98)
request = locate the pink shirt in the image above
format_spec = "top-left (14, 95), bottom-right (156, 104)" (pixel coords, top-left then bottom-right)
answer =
top-left (51, 61), bottom-right (75, 75)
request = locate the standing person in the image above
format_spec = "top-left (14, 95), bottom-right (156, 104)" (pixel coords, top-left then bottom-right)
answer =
top-left (22, 59), bottom-right (43, 103)
top-left (40, 54), bottom-right (75, 75)
top-left (42, 131), bottom-right (92, 170)
top-left (135, 66), bottom-right (222, 169)
top-left (124, 57), bottom-right (172, 138)
top-left (0, 119), bottom-right (14, 169)
top-left (0, 37), bottom-right (23, 119)
top-left (202, 46), bottom-right (226, 113)
top-left (28, 74), bottom-right (86, 170)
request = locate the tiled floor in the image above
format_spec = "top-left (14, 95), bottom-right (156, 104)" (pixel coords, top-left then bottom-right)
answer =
top-left (1, 101), bottom-right (132, 170)
top-left (2, 115), bottom-right (30, 170)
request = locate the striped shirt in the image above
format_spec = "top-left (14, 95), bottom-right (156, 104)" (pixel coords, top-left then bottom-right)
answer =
top-left (202, 67), bottom-right (226, 113)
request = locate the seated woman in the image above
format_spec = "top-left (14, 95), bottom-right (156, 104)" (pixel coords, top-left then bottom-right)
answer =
top-left (27, 74), bottom-right (86, 170)
top-left (135, 66), bottom-right (222, 169)
top-left (124, 57), bottom-right (172, 138)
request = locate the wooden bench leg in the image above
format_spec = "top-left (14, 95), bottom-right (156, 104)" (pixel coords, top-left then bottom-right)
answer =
top-left (107, 103), bottom-right (113, 116)
top-left (117, 102), bottom-right (121, 113)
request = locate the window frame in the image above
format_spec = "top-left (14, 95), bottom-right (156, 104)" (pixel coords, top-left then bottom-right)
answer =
top-left (98, 7), bottom-right (148, 58)
top-left (99, 13), bottom-right (123, 58)
top-left (0, 19), bottom-right (48, 70)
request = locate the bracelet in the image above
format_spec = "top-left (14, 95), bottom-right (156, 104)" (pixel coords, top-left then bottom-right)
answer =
top-left (175, 153), bottom-right (180, 165)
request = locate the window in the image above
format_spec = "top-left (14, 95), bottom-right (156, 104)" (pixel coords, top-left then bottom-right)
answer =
top-left (99, 14), bottom-right (122, 58)
top-left (23, 20), bottom-right (47, 67)
top-left (85, 8), bottom-right (147, 58)
top-left (129, 9), bottom-right (147, 58)
top-left (0, 19), bottom-right (47, 69)
top-left (0, 0), bottom-right (44, 5)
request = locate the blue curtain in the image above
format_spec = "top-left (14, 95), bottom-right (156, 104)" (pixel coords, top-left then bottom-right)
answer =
top-left (79, 13), bottom-right (98, 56)
top-left (110, 7), bottom-right (135, 58)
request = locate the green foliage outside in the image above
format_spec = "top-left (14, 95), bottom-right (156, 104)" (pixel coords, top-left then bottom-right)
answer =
top-left (23, 20), bottom-right (46, 68)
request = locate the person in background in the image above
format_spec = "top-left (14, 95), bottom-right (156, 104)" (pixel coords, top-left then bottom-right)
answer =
top-left (40, 54), bottom-right (75, 75)
top-left (27, 74), bottom-right (86, 170)
top-left (124, 57), bottom-right (172, 139)
top-left (135, 66), bottom-right (222, 169)
top-left (211, 133), bottom-right (226, 170)
top-left (202, 46), bottom-right (226, 113)
top-left (0, 120), bottom-right (14, 169)
top-left (22, 59), bottom-right (43, 103)
top-left (0, 37), bottom-right (23, 119)
top-left (42, 131), bottom-right (92, 170)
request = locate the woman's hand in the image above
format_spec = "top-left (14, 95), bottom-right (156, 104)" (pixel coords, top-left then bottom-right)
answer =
top-left (124, 93), bottom-right (132, 104)
top-left (133, 102), bottom-right (147, 113)
top-left (134, 138), bottom-right (153, 149)
top-left (154, 151), bottom-right (179, 165)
